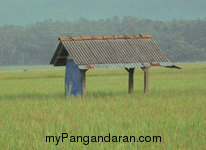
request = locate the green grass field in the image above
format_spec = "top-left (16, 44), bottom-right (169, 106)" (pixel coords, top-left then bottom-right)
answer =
top-left (0, 64), bottom-right (205, 150)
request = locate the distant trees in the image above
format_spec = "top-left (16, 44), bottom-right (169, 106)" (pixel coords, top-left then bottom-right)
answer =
top-left (0, 17), bottom-right (206, 66)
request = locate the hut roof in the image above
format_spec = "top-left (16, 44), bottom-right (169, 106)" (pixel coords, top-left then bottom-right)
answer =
top-left (50, 34), bottom-right (179, 69)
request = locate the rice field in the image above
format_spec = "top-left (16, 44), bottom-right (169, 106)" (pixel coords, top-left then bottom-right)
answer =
top-left (0, 63), bottom-right (205, 149)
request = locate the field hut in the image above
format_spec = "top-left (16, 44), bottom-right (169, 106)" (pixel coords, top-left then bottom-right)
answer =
top-left (50, 34), bottom-right (180, 97)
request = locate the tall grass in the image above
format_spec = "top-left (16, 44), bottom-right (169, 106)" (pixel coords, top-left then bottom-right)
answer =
top-left (0, 64), bottom-right (205, 149)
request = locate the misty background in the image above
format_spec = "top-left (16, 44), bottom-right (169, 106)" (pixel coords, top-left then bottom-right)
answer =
top-left (0, 0), bottom-right (206, 65)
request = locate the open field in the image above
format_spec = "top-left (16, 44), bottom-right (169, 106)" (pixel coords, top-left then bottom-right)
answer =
top-left (0, 63), bottom-right (205, 149)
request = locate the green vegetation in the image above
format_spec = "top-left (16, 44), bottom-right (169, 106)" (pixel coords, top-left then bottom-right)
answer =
top-left (0, 17), bottom-right (206, 66)
top-left (0, 64), bottom-right (205, 149)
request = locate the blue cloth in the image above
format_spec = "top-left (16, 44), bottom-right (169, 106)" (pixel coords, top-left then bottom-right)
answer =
top-left (65, 60), bottom-right (82, 96)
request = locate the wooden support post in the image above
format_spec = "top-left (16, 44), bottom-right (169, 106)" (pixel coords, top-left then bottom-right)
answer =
top-left (125, 68), bottom-right (135, 94)
top-left (81, 70), bottom-right (87, 98)
top-left (141, 67), bottom-right (149, 93)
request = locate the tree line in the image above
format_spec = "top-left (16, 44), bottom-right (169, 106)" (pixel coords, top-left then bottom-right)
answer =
top-left (0, 16), bottom-right (205, 66)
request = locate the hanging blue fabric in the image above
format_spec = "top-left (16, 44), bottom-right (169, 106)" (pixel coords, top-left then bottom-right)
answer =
top-left (65, 60), bottom-right (82, 96)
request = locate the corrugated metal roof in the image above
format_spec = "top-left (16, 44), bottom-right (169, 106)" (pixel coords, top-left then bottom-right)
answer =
top-left (50, 34), bottom-right (179, 69)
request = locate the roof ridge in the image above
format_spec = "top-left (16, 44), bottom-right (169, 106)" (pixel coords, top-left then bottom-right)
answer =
top-left (59, 34), bottom-right (152, 41)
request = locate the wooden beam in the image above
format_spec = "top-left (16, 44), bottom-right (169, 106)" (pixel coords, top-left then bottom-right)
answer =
top-left (54, 45), bottom-right (63, 65)
top-left (127, 68), bottom-right (135, 94)
top-left (141, 67), bottom-right (149, 93)
top-left (81, 70), bottom-right (87, 98)
top-left (125, 68), bottom-right (129, 72)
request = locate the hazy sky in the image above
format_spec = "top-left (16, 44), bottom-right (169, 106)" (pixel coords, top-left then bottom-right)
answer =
top-left (0, 0), bottom-right (206, 25)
